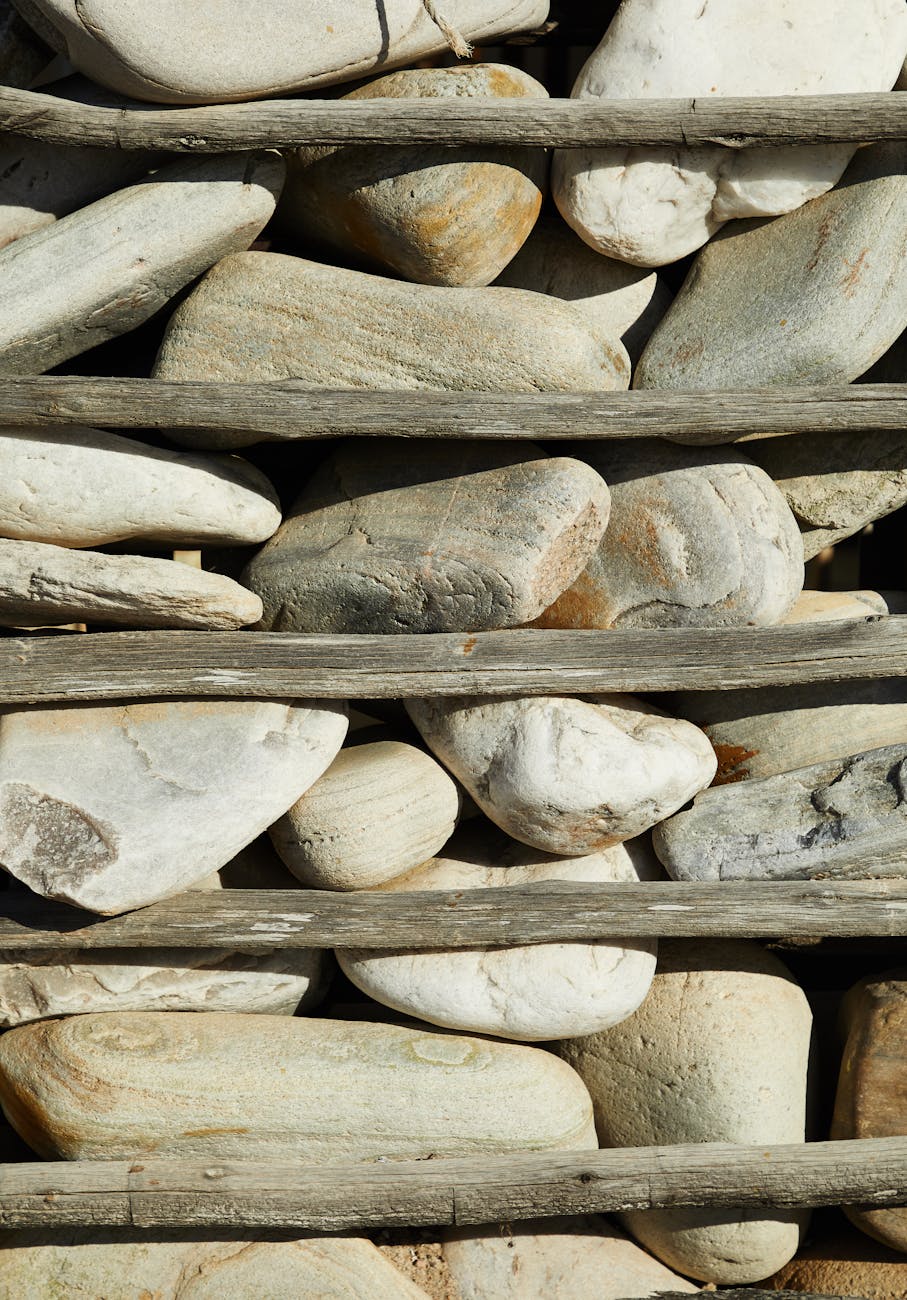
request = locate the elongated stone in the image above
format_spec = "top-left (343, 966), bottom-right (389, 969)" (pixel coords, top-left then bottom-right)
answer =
top-left (0, 1011), bottom-right (597, 1161)
top-left (778, 589), bottom-right (889, 624)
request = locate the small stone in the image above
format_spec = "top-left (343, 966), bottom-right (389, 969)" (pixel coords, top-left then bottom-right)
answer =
top-left (778, 589), bottom-right (890, 624)
top-left (653, 743), bottom-right (907, 881)
top-left (560, 939), bottom-right (812, 1285)
top-left (242, 441), bottom-right (610, 634)
top-left (270, 740), bottom-right (461, 890)
top-left (406, 692), bottom-right (717, 854)
top-left (280, 65), bottom-right (548, 287)
top-left (767, 1219), bottom-right (907, 1299)
top-left (0, 1011), bottom-right (597, 1161)
top-left (536, 440), bottom-right (803, 629)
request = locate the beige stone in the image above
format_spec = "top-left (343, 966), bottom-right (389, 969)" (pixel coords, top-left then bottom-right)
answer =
top-left (767, 1220), bottom-right (907, 1299)
top-left (779, 589), bottom-right (889, 624)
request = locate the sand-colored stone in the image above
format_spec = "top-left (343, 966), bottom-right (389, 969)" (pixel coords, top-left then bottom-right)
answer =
top-left (779, 589), bottom-right (889, 624)
top-left (768, 1220), bottom-right (907, 1299)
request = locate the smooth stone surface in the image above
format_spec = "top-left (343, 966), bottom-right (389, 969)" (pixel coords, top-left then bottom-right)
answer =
top-left (653, 743), bottom-right (907, 880)
top-left (0, 152), bottom-right (283, 375)
top-left (553, 0), bottom-right (907, 266)
top-left (16, 0), bottom-right (549, 102)
top-left (337, 825), bottom-right (657, 1040)
top-left (0, 426), bottom-right (280, 547)
top-left (0, 1011), bottom-right (597, 1161)
top-left (537, 440), bottom-right (803, 629)
top-left (270, 740), bottom-right (461, 890)
top-left (768, 1221), bottom-right (907, 1298)
top-left (406, 692), bottom-right (717, 854)
top-left (635, 143), bottom-right (907, 388)
top-left (493, 215), bottom-right (672, 362)
top-left (243, 441), bottom-right (610, 634)
top-left (778, 589), bottom-right (889, 624)
top-left (561, 939), bottom-right (812, 1285)
top-left (0, 698), bottom-right (348, 914)
top-left (282, 65), bottom-right (548, 287)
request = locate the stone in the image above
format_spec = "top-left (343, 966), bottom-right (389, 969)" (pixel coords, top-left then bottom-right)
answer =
top-left (653, 743), bottom-right (907, 881)
top-left (536, 440), bottom-right (803, 629)
top-left (767, 1220), bottom-right (907, 1299)
top-left (242, 441), bottom-right (610, 634)
top-left (406, 692), bottom-right (717, 854)
top-left (280, 65), bottom-right (548, 287)
top-left (0, 698), bottom-right (348, 914)
top-left (0, 152), bottom-right (283, 375)
top-left (0, 538), bottom-right (263, 629)
top-left (336, 824), bottom-right (657, 1040)
top-left (635, 142), bottom-right (907, 388)
top-left (0, 426), bottom-right (280, 547)
top-left (493, 215), bottom-right (673, 362)
top-left (552, 0), bottom-right (907, 267)
top-left (560, 939), bottom-right (812, 1285)
top-left (0, 1011), bottom-right (597, 1161)
top-left (0, 0), bottom-right (50, 86)
top-left (14, 0), bottom-right (549, 103)
top-left (270, 740), bottom-right (461, 890)
top-left (778, 589), bottom-right (889, 624)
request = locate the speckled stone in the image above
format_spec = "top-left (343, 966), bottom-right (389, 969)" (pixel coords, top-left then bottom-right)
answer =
top-left (768, 1220), bottom-right (907, 1299)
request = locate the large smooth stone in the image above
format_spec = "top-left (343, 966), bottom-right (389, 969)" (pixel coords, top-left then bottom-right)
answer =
top-left (553, 1), bottom-right (907, 267)
top-left (536, 440), bottom-right (803, 629)
top-left (336, 825), bottom-right (657, 1040)
top-left (0, 427), bottom-right (279, 547)
top-left (560, 939), bottom-right (812, 1284)
top-left (270, 739), bottom-right (461, 890)
top-left (0, 698), bottom-right (348, 913)
top-left (406, 692), bottom-right (717, 854)
top-left (768, 1220), bottom-right (907, 1298)
top-left (0, 0), bottom-right (49, 86)
top-left (242, 441), bottom-right (610, 634)
top-left (0, 1011), bottom-right (597, 1161)
top-left (635, 143), bottom-right (907, 388)
top-left (15, 0), bottom-right (548, 103)
top-left (281, 65), bottom-right (548, 287)
top-left (0, 152), bottom-right (283, 375)
top-left (653, 743), bottom-right (907, 881)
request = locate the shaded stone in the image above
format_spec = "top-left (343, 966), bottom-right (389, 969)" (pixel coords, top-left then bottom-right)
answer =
top-left (0, 0), bottom-right (50, 86)
top-left (767, 1219), bottom-right (907, 1299)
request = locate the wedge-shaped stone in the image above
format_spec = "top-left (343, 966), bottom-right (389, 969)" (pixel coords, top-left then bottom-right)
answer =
top-left (406, 693), bottom-right (716, 854)
top-left (0, 1011), bottom-right (597, 1161)
top-left (778, 589), bottom-right (889, 625)
top-left (243, 441), bottom-right (610, 634)
top-left (0, 698), bottom-right (348, 914)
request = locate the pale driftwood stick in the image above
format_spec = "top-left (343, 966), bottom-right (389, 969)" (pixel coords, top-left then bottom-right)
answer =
top-left (0, 87), bottom-right (905, 150)
top-left (3, 881), bottom-right (907, 950)
top-left (0, 378), bottom-right (904, 446)
top-left (0, 1139), bottom-right (905, 1230)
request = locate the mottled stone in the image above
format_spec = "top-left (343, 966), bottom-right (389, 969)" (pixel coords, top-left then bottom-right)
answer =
top-left (768, 1221), bottom-right (907, 1299)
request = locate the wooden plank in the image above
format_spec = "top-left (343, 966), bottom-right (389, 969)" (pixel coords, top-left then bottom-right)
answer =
top-left (1, 87), bottom-right (905, 150)
top-left (0, 1139), bottom-right (905, 1230)
top-left (3, 882), bottom-right (907, 950)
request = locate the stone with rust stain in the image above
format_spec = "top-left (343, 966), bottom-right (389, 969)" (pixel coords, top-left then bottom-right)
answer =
top-left (280, 65), bottom-right (548, 288)
top-left (767, 1218), bottom-right (907, 1298)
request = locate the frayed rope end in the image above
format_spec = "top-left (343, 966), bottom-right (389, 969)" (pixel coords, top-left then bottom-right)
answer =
top-left (421, 0), bottom-right (473, 58)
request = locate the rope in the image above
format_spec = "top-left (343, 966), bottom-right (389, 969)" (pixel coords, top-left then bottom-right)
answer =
top-left (421, 0), bottom-right (473, 58)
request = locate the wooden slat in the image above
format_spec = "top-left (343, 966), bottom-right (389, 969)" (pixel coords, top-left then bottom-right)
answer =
top-left (0, 1139), bottom-right (904, 1230)
top-left (1, 88), bottom-right (906, 150)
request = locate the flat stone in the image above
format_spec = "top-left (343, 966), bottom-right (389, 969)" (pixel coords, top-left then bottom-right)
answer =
top-left (280, 65), bottom-right (548, 287)
top-left (635, 143), bottom-right (907, 388)
top-left (653, 743), bottom-right (907, 880)
top-left (553, 1), bottom-right (907, 266)
top-left (767, 1220), bottom-right (907, 1299)
top-left (536, 440), bottom-right (803, 629)
top-left (0, 152), bottom-right (283, 375)
top-left (560, 939), bottom-right (812, 1285)
top-left (778, 589), bottom-right (890, 624)
top-left (0, 1011), bottom-right (597, 1161)
top-left (406, 692), bottom-right (717, 854)
top-left (0, 0), bottom-right (51, 86)
top-left (270, 739), bottom-right (461, 890)
top-left (336, 824), bottom-right (657, 1040)
top-left (0, 698), bottom-right (348, 913)
top-left (0, 426), bottom-right (280, 547)
top-left (242, 441), bottom-right (610, 634)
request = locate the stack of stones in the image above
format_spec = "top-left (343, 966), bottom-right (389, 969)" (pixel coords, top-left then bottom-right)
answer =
top-left (0, 0), bottom-right (904, 1295)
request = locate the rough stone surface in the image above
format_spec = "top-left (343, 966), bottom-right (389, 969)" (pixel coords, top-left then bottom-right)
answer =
top-left (653, 743), bottom-right (907, 881)
top-left (281, 65), bottom-right (548, 288)
top-left (406, 692), bottom-right (717, 854)
top-left (0, 1011), bottom-right (597, 1161)
top-left (0, 152), bottom-right (283, 375)
top-left (270, 740), bottom-right (461, 890)
top-left (768, 1220), bottom-right (907, 1298)
top-left (553, 0), bottom-right (907, 266)
top-left (635, 143), bottom-right (907, 388)
top-left (0, 698), bottom-right (348, 914)
top-left (778, 589), bottom-right (889, 624)
top-left (560, 939), bottom-right (812, 1285)
top-left (242, 441), bottom-right (610, 634)
top-left (536, 440), bottom-right (803, 629)
top-left (337, 824), bottom-right (657, 1040)
top-left (0, 0), bottom-right (50, 86)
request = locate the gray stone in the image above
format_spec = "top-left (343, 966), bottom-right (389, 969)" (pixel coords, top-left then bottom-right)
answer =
top-left (242, 441), bottom-right (610, 634)
top-left (0, 0), bottom-right (50, 85)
